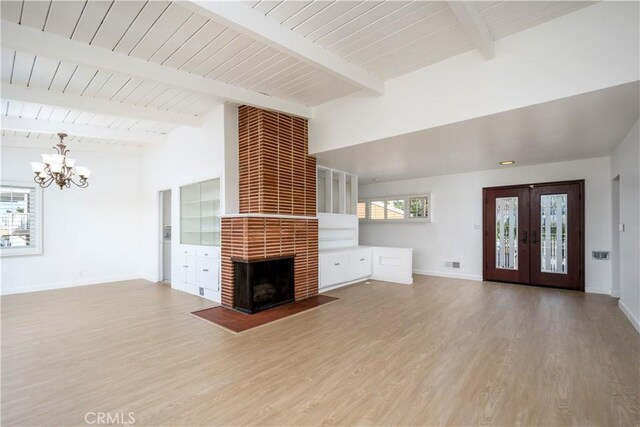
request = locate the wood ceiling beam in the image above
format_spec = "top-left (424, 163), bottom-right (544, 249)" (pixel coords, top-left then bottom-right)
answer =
top-left (183, 1), bottom-right (385, 95)
top-left (1, 116), bottom-right (167, 144)
top-left (0, 21), bottom-right (311, 118)
top-left (1, 83), bottom-right (203, 128)
top-left (447, 2), bottom-right (495, 60)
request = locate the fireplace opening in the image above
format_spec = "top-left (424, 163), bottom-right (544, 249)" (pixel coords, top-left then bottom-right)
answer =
top-left (233, 256), bottom-right (294, 314)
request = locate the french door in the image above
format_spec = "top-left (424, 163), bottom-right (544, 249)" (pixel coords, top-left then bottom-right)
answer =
top-left (483, 181), bottom-right (584, 291)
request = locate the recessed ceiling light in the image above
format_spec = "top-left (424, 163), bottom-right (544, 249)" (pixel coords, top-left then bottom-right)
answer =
top-left (499, 160), bottom-right (515, 165)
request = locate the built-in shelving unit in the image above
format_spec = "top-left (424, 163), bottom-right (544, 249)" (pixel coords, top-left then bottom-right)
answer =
top-left (180, 178), bottom-right (220, 246)
top-left (317, 166), bottom-right (357, 215)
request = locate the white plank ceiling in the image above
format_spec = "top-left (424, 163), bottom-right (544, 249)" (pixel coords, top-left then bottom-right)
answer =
top-left (0, 0), bottom-right (596, 146)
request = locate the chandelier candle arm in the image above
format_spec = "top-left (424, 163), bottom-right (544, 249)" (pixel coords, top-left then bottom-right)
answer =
top-left (31, 133), bottom-right (91, 190)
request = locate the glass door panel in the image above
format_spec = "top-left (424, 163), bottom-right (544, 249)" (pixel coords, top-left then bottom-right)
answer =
top-left (496, 197), bottom-right (518, 270)
top-left (540, 194), bottom-right (568, 274)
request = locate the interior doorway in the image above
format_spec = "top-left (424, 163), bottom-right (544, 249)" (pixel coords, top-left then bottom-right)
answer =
top-left (612, 176), bottom-right (620, 297)
top-left (483, 180), bottom-right (585, 291)
top-left (160, 190), bottom-right (172, 284)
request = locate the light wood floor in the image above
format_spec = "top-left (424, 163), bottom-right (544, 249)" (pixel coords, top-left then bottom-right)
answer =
top-left (2, 276), bottom-right (638, 426)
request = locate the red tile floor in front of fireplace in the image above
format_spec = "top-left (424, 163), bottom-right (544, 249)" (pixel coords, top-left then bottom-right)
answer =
top-left (191, 295), bottom-right (339, 334)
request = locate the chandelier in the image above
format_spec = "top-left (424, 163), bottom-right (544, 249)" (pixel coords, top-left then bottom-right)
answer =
top-left (30, 133), bottom-right (91, 189)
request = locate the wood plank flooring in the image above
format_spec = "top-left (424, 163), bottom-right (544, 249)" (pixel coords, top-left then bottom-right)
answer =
top-left (1, 276), bottom-right (638, 426)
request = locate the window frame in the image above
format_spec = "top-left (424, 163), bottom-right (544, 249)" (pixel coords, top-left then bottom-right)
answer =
top-left (359, 194), bottom-right (431, 223)
top-left (0, 181), bottom-right (43, 257)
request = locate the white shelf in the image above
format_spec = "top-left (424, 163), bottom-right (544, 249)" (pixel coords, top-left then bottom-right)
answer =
top-left (180, 178), bottom-right (221, 246)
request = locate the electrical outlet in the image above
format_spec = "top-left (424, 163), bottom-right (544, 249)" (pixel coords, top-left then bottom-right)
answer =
top-left (199, 287), bottom-right (204, 296)
top-left (592, 251), bottom-right (610, 260)
top-left (445, 261), bottom-right (461, 269)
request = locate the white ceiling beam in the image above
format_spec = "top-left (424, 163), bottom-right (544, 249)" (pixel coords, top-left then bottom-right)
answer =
top-left (0, 135), bottom-right (142, 153)
top-left (447, 2), bottom-right (495, 60)
top-left (0, 21), bottom-right (311, 118)
top-left (1, 83), bottom-right (203, 128)
top-left (1, 116), bottom-right (167, 144)
top-left (182, 1), bottom-right (385, 95)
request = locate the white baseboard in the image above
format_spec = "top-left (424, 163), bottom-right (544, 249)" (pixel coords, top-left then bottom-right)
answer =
top-left (619, 300), bottom-right (640, 333)
top-left (585, 286), bottom-right (611, 295)
top-left (370, 274), bottom-right (413, 285)
top-left (0, 274), bottom-right (141, 296)
top-left (319, 278), bottom-right (368, 292)
top-left (413, 269), bottom-right (483, 282)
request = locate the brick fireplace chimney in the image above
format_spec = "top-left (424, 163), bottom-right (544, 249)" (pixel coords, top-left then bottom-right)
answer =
top-left (220, 106), bottom-right (318, 309)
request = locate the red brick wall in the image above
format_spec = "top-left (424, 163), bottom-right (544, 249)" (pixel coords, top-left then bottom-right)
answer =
top-left (238, 105), bottom-right (316, 215)
top-left (220, 217), bottom-right (318, 307)
top-left (221, 106), bottom-right (318, 308)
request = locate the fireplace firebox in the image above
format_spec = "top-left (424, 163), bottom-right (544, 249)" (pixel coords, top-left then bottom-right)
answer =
top-left (233, 256), bottom-right (295, 314)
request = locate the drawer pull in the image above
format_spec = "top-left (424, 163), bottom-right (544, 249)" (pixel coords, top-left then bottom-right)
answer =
top-left (204, 253), bottom-right (208, 256)
top-left (183, 265), bottom-right (188, 268)
top-left (203, 269), bottom-right (209, 272)
top-left (360, 258), bottom-right (365, 261)
top-left (334, 263), bottom-right (340, 266)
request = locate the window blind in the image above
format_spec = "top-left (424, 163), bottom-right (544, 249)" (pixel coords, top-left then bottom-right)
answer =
top-left (0, 184), bottom-right (39, 251)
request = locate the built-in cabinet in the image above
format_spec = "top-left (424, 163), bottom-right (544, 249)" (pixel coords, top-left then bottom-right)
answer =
top-left (179, 245), bottom-right (220, 299)
top-left (319, 247), bottom-right (372, 290)
top-left (175, 178), bottom-right (221, 302)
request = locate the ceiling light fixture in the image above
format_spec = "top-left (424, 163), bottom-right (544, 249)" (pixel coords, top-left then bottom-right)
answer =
top-left (499, 160), bottom-right (515, 165)
top-left (30, 133), bottom-right (91, 189)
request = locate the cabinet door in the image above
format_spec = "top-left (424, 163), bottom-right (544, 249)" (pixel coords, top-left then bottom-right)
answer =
top-left (320, 253), bottom-right (349, 288)
top-left (186, 255), bottom-right (198, 284)
top-left (349, 249), bottom-right (372, 280)
top-left (197, 257), bottom-right (219, 290)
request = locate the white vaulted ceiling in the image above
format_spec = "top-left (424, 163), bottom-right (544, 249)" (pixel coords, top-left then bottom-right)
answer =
top-left (0, 0), bottom-right (597, 148)
top-left (247, 0), bottom-right (593, 79)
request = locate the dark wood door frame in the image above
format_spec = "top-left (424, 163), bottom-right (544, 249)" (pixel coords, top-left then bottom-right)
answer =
top-left (482, 180), bottom-right (585, 291)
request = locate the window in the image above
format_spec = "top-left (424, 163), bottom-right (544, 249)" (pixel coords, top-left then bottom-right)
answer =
top-left (409, 196), bottom-right (430, 219)
top-left (360, 194), bottom-right (431, 222)
top-left (357, 201), bottom-right (366, 219)
top-left (386, 199), bottom-right (405, 219)
top-left (369, 200), bottom-right (385, 220)
top-left (0, 183), bottom-right (43, 256)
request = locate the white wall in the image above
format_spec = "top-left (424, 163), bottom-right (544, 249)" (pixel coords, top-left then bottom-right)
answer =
top-left (0, 145), bottom-right (143, 294)
top-left (611, 120), bottom-right (640, 332)
top-left (310, 1), bottom-right (640, 154)
top-left (139, 105), bottom-right (226, 284)
top-left (359, 157), bottom-right (612, 294)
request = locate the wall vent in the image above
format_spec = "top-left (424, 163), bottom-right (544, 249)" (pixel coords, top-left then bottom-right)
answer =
top-left (445, 261), bottom-right (461, 269)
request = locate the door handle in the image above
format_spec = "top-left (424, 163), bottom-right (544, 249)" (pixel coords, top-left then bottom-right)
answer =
top-left (532, 231), bottom-right (538, 244)
top-left (520, 231), bottom-right (528, 244)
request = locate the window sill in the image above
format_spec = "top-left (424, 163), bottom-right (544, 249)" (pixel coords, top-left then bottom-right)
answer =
top-left (0, 248), bottom-right (43, 257)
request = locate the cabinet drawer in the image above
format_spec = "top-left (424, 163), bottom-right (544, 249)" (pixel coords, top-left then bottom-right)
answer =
top-left (180, 246), bottom-right (196, 257)
top-left (197, 247), bottom-right (220, 259)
